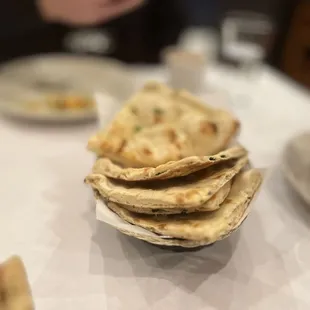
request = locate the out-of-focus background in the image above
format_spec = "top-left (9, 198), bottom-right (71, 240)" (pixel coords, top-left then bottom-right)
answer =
top-left (1, 0), bottom-right (307, 88)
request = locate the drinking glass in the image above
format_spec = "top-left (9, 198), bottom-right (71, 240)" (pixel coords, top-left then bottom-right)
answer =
top-left (220, 11), bottom-right (275, 110)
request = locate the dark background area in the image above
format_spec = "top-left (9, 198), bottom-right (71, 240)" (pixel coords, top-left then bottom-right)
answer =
top-left (184, 0), bottom-right (297, 68)
top-left (0, 0), bottom-right (308, 88)
top-left (185, 0), bottom-right (310, 89)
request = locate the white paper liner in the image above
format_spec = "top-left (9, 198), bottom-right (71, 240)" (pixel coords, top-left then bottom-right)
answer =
top-left (96, 198), bottom-right (174, 239)
top-left (95, 168), bottom-right (268, 246)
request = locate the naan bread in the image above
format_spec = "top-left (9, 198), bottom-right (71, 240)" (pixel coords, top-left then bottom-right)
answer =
top-left (107, 169), bottom-right (262, 242)
top-left (176, 90), bottom-right (240, 156)
top-left (85, 156), bottom-right (248, 213)
top-left (92, 145), bottom-right (247, 181)
top-left (115, 180), bottom-right (232, 214)
top-left (87, 82), bottom-right (239, 167)
top-left (0, 256), bottom-right (34, 310)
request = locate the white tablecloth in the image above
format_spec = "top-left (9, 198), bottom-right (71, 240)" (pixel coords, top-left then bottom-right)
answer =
top-left (1, 65), bottom-right (310, 310)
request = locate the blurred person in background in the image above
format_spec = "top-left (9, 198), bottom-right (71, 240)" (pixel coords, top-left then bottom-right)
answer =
top-left (0, 0), bottom-right (187, 64)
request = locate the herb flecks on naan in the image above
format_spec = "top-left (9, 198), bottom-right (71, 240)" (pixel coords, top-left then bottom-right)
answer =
top-left (85, 156), bottom-right (248, 213)
top-left (92, 145), bottom-right (247, 181)
top-left (107, 169), bottom-right (263, 242)
top-left (87, 82), bottom-right (239, 167)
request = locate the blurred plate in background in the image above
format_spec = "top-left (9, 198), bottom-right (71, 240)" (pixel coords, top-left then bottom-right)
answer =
top-left (282, 132), bottom-right (310, 205)
top-left (0, 54), bottom-right (134, 123)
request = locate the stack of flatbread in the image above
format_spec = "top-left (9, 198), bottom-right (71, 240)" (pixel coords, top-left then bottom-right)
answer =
top-left (85, 82), bottom-right (263, 248)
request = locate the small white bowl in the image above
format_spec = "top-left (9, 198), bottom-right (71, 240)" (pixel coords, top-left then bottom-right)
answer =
top-left (162, 47), bottom-right (206, 94)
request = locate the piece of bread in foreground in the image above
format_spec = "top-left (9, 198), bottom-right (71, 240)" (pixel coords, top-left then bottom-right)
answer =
top-left (0, 256), bottom-right (34, 310)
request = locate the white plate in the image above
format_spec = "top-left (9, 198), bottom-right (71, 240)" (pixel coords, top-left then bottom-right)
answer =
top-left (0, 54), bottom-right (134, 122)
top-left (282, 132), bottom-right (310, 205)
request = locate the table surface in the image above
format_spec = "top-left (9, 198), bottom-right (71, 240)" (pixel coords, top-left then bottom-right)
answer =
top-left (1, 65), bottom-right (310, 310)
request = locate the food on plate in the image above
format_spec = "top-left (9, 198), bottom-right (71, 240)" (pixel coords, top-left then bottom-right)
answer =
top-left (87, 81), bottom-right (239, 167)
top-left (282, 132), bottom-right (310, 205)
top-left (24, 94), bottom-right (95, 113)
top-left (92, 145), bottom-right (247, 181)
top-left (85, 155), bottom-right (248, 214)
top-left (47, 95), bottom-right (95, 110)
top-left (106, 169), bottom-right (262, 242)
top-left (0, 256), bottom-right (34, 310)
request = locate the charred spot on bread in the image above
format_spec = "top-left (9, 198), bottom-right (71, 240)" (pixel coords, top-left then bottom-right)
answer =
top-left (199, 120), bottom-right (217, 135)
top-left (167, 129), bottom-right (178, 143)
top-left (117, 140), bottom-right (127, 153)
top-left (209, 122), bottom-right (218, 133)
top-left (142, 147), bottom-right (152, 156)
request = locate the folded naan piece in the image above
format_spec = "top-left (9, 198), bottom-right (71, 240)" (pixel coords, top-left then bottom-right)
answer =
top-left (107, 169), bottom-right (262, 242)
top-left (88, 82), bottom-right (239, 167)
top-left (111, 180), bottom-right (232, 215)
top-left (0, 256), bottom-right (34, 310)
top-left (92, 145), bottom-right (247, 181)
top-left (86, 156), bottom-right (248, 214)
